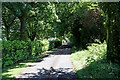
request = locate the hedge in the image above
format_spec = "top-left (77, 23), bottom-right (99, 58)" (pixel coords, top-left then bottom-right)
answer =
top-left (2, 40), bottom-right (61, 67)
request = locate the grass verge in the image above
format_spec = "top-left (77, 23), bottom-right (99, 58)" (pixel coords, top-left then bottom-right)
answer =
top-left (71, 43), bottom-right (120, 79)
top-left (2, 48), bottom-right (57, 79)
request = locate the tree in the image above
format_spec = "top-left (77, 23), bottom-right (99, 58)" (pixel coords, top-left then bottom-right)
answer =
top-left (3, 2), bottom-right (32, 41)
top-left (99, 2), bottom-right (120, 62)
top-left (26, 2), bottom-right (56, 40)
top-left (2, 6), bottom-right (16, 40)
top-left (54, 2), bottom-right (105, 48)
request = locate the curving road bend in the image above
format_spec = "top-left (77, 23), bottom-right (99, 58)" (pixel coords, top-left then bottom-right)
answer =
top-left (17, 48), bottom-right (79, 80)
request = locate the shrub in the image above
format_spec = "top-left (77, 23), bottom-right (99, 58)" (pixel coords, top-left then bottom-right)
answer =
top-left (86, 42), bottom-right (107, 62)
top-left (2, 40), bottom-right (30, 67)
top-left (71, 42), bottom-right (120, 78)
top-left (49, 40), bottom-right (62, 50)
top-left (2, 40), bottom-right (61, 67)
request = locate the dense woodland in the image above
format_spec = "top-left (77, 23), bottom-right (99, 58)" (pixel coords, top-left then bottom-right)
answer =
top-left (1, 2), bottom-right (120, 79)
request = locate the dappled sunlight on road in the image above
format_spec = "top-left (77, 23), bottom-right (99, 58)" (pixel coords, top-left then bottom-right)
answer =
top-left (17, 67), bottom-right (77, 79)
top-left (17, 45), bottom-right (79, 79)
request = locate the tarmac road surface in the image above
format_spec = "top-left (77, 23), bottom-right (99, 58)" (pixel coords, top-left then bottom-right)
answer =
top-left (17, 48), bottom-right (79, 80)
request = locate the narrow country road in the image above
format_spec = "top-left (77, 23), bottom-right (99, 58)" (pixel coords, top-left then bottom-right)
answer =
top-left (17, 45), bottom-right (79, 80)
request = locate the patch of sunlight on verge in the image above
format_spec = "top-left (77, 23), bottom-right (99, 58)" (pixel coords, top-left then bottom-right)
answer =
top-left (71, 50), bottom-right (89, 70)
top-left (2, 62), bottom-right (34, 78)
top-left (2, 67), bottom-right (27, 78)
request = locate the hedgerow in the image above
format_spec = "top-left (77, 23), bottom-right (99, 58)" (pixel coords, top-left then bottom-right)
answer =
top-left (2, 40), bottom-right (61, 67)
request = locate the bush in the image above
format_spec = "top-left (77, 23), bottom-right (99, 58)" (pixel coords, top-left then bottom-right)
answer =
top-left (49, 40), bottom-right (62, 50)
top-left (86, 42), bottom-right (107, 62)
top-left (71, 42), bottom-right (120, 78)
top-left (2, 40), bottom-right (30, 67)
top-left (2, 40), bottom-right (61, 67)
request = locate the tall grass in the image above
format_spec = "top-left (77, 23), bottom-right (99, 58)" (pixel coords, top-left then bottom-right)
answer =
top-left (71, 42), bottom-right (120, 78)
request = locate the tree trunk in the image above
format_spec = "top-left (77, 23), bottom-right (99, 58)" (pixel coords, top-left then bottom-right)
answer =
top-left (20, 16), bottom-right (26, 41)
top-left (113, 16), bottom-right (120, 62)
top-left (107, 6), bottom-right (120, 63)
top-left (106, 13), bottom-right (112, 61)
top-left (6, 26), bottom-right (10, 40)
top-left (31, 33), bottom-right (36, 41)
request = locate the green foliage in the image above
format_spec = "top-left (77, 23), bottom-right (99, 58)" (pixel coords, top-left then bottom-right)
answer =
top-left (2, 40), bottom-right (29, 67)
top-left (41, 41), bottom-right (49, 52)
top-left (3, 2), bottom-right (32, 18)
top-left (2, 40), bottom-right (60, 67)
top-left (86, 42), bottom-right (107, 61)
top-left (49, 39), bottom-right (62, 50)
top-left (2, 2), bottom-right (120, 63)
top-left (71, 43), bottom-right (120, 78)
top-left (99, 2), bottom-right (120, 62)
top-left (54, 2), bottom-right (105, 48)
top-left (2, 48), bottom-right (57, 79)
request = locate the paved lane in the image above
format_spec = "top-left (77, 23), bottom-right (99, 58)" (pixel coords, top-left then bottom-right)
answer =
top-left (17, 48), bottom-right (79, 79)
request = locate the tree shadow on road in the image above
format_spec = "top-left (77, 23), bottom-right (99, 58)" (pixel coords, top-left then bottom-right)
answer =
top-left (18, 67), bottom-right (79, 80)
top-left (51, 48), bottom-right (72, 55)
top-left (2, 47), bottom-right (73, 79)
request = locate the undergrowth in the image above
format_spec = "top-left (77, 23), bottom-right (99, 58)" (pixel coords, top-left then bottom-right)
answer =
top-left (71, 42), bottom-right (120, 78)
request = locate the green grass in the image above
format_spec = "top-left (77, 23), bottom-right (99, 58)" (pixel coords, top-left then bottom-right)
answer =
top-left (2, 48), bottom-right (57, 79)
top-left (71, 43), bottom-right (120, 78)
